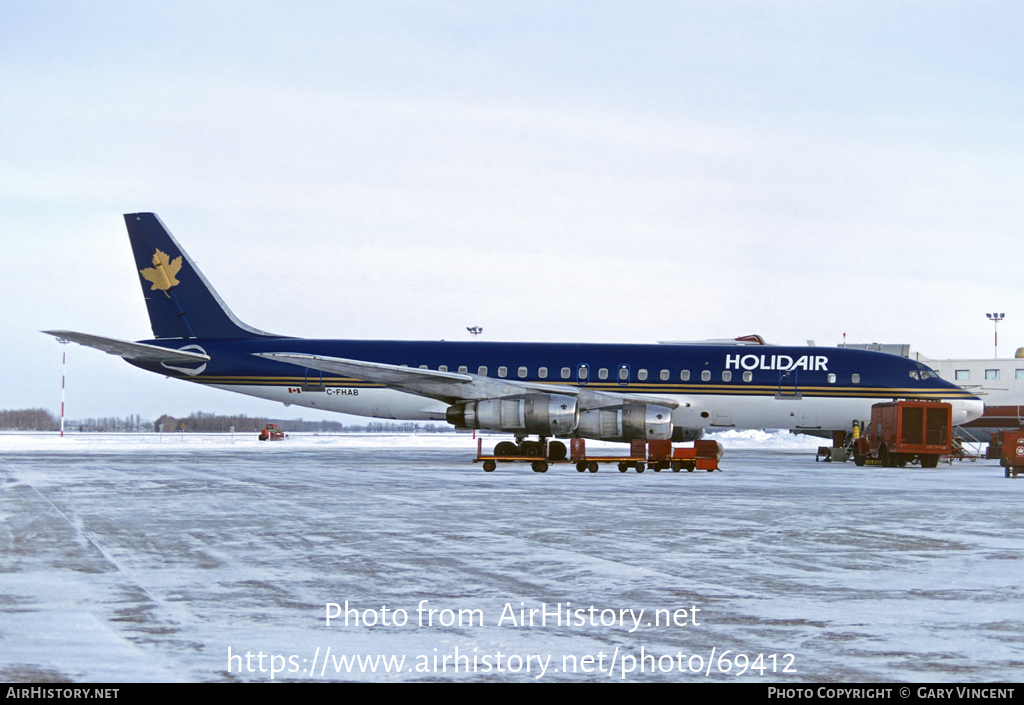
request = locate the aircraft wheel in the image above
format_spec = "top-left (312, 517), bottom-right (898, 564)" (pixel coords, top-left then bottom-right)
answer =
top-left (618, 463), bottom-right (628, 473)
top-left (576, 462), bottom-right (587, 473)
top-left (482, 460), bottom-right (496, 472)
top-left (635, 462), bottom-right (645, 473)
top-left (548, 441), bottom-right (567, 461)
top-left (532, 461), bottom-right (548, 473)
top-left (494, 441), bottom-right (517, 462)
top-left (523, 443), bottom-right (542, 458)
top-left (588, 462), bottom-right (599, 473)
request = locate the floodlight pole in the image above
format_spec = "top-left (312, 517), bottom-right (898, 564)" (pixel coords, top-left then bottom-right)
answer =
top-left (986, 312), bottom-right (1004, 359)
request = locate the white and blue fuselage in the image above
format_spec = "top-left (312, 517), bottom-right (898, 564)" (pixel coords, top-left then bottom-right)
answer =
top-left (135, 337), bottom-right (983, 433)
top-left (47, 213), bottom-right (984, 442)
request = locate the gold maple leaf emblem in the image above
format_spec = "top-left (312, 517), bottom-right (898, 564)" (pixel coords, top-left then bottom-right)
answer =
top-left (140, 249), bottom-right (183, 296)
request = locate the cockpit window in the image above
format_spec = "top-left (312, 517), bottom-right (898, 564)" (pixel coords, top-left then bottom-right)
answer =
top-left (909, 371), bottom-right (919, 380)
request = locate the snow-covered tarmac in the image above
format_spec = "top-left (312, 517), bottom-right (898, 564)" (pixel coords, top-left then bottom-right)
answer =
top-left (1, 431), bottom-right (1020, 682)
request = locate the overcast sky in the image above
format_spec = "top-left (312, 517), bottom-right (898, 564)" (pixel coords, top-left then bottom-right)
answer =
top-left (2, 1), bottom-right (1022, 421)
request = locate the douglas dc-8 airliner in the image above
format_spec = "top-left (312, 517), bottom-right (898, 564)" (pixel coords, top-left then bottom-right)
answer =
top-left (46, 213), bottom-right (982, 458)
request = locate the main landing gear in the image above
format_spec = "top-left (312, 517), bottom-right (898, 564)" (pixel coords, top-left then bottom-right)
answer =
top-left (492, 439), bottom-right (567, 461)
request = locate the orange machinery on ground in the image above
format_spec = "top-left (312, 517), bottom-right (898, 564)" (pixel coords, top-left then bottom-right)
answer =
top-left (853, 401), bottom-right (952, 468)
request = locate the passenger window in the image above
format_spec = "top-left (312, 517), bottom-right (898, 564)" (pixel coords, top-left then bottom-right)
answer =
top-left (618, 366), bottom-right (629, 381)
top-left (598, 368), bottom-right (609, 380)
top-left (852, 373), bottom-right (860, 384)
top-left (478, 366), bottom-right (488, 376)
top-left (439, 365), bottom-right (448, 372)
top-left (518, 366), bottom-right (528, 378)
top-left (681, 370), bottom-right (690, 381)
top-left (539, 367), bottom-right (548, 379)
top-left (701, 370), bottom-right (711, 382)
top-left (458, 366), bottom-right (468, 373)
top-left (827, 373), bottom-right (836, 383)
top-left (722, 371), bottom-right (732, 382)
top-left (660, 369), bottom-right (670, 381)
top-left (638, 369), bottom-right (648, 381)
top-left (743, 371), bottom-right (752, 382)
top-left (561, 367), bottom-right (571, 379)
top-left (498, 366), bottom-right (508, 378)
top-left (419, 365), bottom-right (428, 369)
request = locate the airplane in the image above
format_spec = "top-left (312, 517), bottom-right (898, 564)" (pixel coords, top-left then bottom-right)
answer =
top-left (45, 213), bottom-right (983, 464)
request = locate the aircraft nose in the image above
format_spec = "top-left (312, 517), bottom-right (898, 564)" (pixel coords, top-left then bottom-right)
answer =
top-left (951, 399), bottom-right (984, 426)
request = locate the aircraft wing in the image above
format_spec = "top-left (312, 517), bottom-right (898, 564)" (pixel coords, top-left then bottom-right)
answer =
top-left (256, 352), bottom-right (678, 409)
top-left (42, 331), bottom-right (211, 364)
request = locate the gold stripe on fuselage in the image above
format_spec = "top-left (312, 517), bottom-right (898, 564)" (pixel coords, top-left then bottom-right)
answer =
top-left (175, 374), bottom-right (976, 399)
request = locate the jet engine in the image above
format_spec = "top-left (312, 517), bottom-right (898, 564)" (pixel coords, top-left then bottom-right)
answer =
top-left (576, 404), bottom-right (674, 442)
top-left (671, 426), bottom-right (704, 443)
top-left (446, 394), bottom-right (579, 436)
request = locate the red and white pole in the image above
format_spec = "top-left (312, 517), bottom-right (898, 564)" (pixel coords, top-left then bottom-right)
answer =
top-left (59, 340), bottom-right (69, 437)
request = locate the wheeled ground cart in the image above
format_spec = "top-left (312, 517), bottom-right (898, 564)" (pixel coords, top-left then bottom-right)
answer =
top-left (474, 438), bottom-right (723, 473)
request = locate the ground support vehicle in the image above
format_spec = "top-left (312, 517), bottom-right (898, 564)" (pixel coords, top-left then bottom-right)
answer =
top-left (853, 401), bottom-right (952, 468)
top-left (258, 423), bottom-right (286, 441)
top-left (473, 438), bottom-right (569, 473)
top-left (472, 438), bottom-right (569, 473)
top-left (987, 431), bottom-right (1024, 478)
top-left (473, 438), bottom-right (723, 473)
top-left (666, 440), bottom-right (723, 472)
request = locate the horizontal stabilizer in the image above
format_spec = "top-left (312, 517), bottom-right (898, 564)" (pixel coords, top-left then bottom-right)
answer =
top-left (42, 331), bottom-right (210, 364)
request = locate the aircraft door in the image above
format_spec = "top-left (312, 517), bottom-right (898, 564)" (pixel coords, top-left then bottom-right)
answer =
top-left (302, 368), bottom-right (325, 392)
top-left (710, 410), bottom-right (734, 427)
top-left (776, 369), bottom-right (802, 399)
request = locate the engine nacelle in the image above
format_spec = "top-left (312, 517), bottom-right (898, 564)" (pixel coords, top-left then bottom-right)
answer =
top-left (671, 426), bottom-right (704, 443)
top-left (446, 394), bottom-right (579, 436)
top-left (576, 404), bottom-right (674, 442)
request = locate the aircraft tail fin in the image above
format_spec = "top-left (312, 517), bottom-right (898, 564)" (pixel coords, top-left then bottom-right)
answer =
top-left (124, 213), bottom-right (279, 340)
